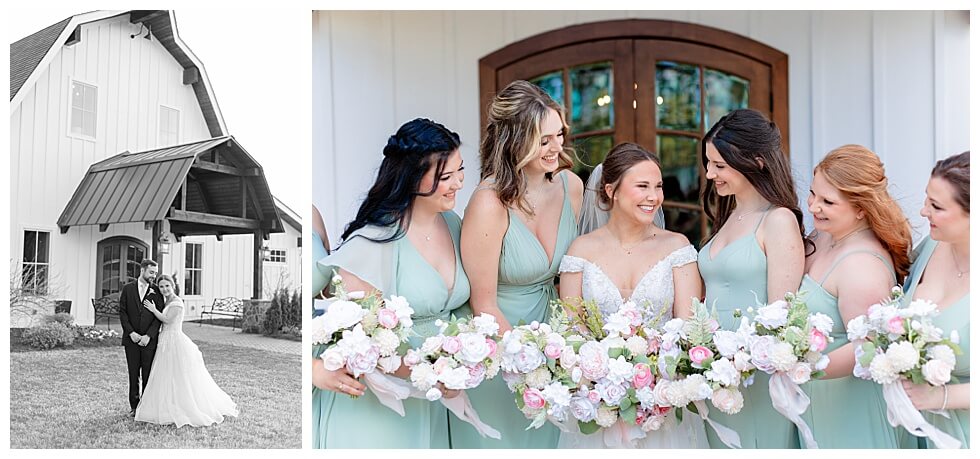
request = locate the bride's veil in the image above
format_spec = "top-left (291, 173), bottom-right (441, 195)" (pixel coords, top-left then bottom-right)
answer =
top-left (578, 163), bottom-right (666, 236)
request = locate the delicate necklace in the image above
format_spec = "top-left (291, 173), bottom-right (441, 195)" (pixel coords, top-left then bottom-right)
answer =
top-left (735, 203), bottom-right (770, 222)
top-left (829, 227), bottom-right (869, 249)
top-left (950, 246), bottom-right (970, 279)
top-left (609, 228), bottom-right (654, 255)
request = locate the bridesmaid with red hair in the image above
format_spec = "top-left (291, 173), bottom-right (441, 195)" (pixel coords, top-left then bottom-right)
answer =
top-left (798, 144), bottom-right (910, 447)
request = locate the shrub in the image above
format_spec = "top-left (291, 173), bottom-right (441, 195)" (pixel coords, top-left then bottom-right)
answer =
top-left (283, 289), bottom-right (302, 329)
top-left (21, 322), bottom-right (75, 349)
top-left (42, 313), bottom-right (75, 326)
top-left (262, 288), bottom-right (287, 335)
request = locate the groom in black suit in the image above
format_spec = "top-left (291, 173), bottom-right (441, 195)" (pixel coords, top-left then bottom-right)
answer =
top-left (118, 259), bottom-right (165, 415)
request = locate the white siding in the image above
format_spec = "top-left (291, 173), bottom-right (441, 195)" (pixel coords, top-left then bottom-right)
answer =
top-left (10, 15), bottom-right (218, 325)
top-left (312, 10), bottom-right (970, 246)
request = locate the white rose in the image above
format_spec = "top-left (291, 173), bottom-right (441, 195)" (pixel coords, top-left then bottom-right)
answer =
top-left (559, 346), bottom-right (579, 369)
top-left (788, 362), bottom-right (812, 384)
top-left (457, 332), bottom-right (492, 365)
top-left (884, 341), bottom-right (919, 373)
top-left (472, 313), bottom-right (500, 336)
top-left (705, 358), bottom-right (740, 387)
top-left (626, 336), bottom-right (648, 356)
top-left (641, 413), bottom-right (667, 432)
top-left (347, 351), bottom-right (379, 377)
top-left (733, 350), bottom-right (754, 372)
top-left (846, 315), bottom-right (871, 341)
top-left (769, 342), bottom-right (798, 372)
top-left (755, 301), bottom-right (789, 329)
top-left (809, 313), bottom-right (835, 336)
top-left (595, 405), bottom-right (618, 428)
top-left (712, 330), bottom-right (743, 357)
top-left (710, 387), bottom-right (744, 415)
top-left (426, 387), bottom-right (443, 401)
top-left (319, 347), bottom-right (345, 371)
top-left (596, 379), bottom-right (629, 406)
top-left (869, 354), bottom-right (899, 385)
top-left (338, 324), bottom-right (373, 355)
top-left (541, 381), bottom-right (573, 409)
top-left (440, 366), bottom-right (471, 390)
top-left (420, 336), bottom-right (445, 355)
top-left (601, 335), bottom-right (627, 350)
top-left (921, 359), bottom-right (954, 386)
top-left (525, 367), bottom-right (553, 389)
top-left (372, 328), bottom-right (401, 356)
top-left (605, 356), bottom-right (635, 386)
top-left (748, 335), bottom-right (778, 374)
top-left (326, 300), bottom-right (367, 332)
top-left (504, 343), bottom-right (547, 374)
top-left (568, 395), bottom-right (597, 422)
top-left (377, 354), bottom-right (402, 374)
top-left (927, 344), bottom-right (957, 367)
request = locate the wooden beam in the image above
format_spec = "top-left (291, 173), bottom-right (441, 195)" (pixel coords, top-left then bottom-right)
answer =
top-left (180, 177), bottom-right (187, 210)
top-left (152, 220), bottom-right (162, 271)
top-left (182, 67), bottom-right (199, 85)
top-left (191, 159), bottom-right (260, 176)
top-left (243, 180), bottom-right (266, 221)
top-left (191, 179), bottom-right (212, 213)
top-left (240, 177), bottom-right (247, 218)
top-left (144, 221), bottom-right (154, 230)
top-left (59, 226), bottom-right (70, 234)
top-left (253, 231), bottom-right (263, 300)
top-left (168, 208), bottom-right (263, 230)
top-left (216, 234), bottom-right (223, 242)
top-left (99, 224), bottom-right (109, 232)
top-left (129, 11), bottom-right (167, 24)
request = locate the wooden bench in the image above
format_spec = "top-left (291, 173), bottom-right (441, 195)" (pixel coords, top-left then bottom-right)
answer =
top-left (199, 297), bottom-right (245, 330)
top-left (91, 295), bottom-right (120, 330)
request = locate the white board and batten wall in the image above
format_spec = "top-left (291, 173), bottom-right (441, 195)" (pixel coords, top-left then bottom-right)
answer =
top-left (313, 11), bottom-right (970, 246)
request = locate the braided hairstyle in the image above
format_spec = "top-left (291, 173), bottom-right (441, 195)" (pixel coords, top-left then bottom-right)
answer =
top-left (340, 118), bottom-right (461, 244)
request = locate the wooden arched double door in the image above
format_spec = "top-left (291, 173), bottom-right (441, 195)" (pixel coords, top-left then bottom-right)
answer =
top-left (480, 20), bottom-right (789, 245)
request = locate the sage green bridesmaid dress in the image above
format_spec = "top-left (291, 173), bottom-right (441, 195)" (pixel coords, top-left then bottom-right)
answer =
top-left (903, 236), bottom-right (970, 449)
top-left (697, 208), bottom-right (801, 449)
top-left (449, 172), bottom-right (576, 449)
top-left (312, 211), bottom-right (470, 448)
top-left (798, 251), bottom-right (901, 448)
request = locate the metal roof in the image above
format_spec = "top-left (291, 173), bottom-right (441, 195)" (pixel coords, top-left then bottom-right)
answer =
top-left (58, 136), bottom-right (284, 236)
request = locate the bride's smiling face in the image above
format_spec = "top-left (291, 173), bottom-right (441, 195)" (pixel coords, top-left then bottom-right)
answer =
top-left (158, 279), bottom-right (175, 297)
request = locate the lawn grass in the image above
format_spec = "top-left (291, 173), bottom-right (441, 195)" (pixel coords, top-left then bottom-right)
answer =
top-left (10, 341), bottom-right (301, 448)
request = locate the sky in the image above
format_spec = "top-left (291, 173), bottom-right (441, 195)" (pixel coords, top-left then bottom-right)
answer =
top-left (8, 8), bottom-right (310, 218)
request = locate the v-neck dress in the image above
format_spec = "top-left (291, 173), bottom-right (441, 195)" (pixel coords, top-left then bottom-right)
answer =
top-left (797, 251), bottom-right (901, 448)
top-left (450, 172), bottom-right (577, 449)
top-left (903, 236), bottom-right (970, 449)
top-left (312, 211), bottom-right (470, 448)
top-left (697, 209), bottom-right (801, 449)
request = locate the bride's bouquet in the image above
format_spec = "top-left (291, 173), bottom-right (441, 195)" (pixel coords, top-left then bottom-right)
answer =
top-left (401, 313), bottom-right (504, 439)
top-left (311, 273), bottom-right (414, 413)
top-left (654, 299), bottom-right (755, 448)
top-left (847, 287), bottom-right (963, 448)
top-left (742, 291), bottom-right (833, 448)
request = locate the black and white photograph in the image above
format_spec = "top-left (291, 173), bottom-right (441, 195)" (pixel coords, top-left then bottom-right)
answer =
top-left (8, 9), bottom-right (305, 448)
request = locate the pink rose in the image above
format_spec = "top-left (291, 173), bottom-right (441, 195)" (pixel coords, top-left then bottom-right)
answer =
top-left (625, 309), bottom-right (643, 327)
top-left (377, 308), bottom-right (399, 329)
top-left (887, 316), bottom-right (905, 334)
top-left (465, 363), bottom-right (487, 388)
top-left (544, 343), bottom-right (563, 360)
top-left (653, 405), bottom-right (671, 416)
top-left (647, 336), bottom-right (661, 354)
top-left (634, 410), bottom-right (646, 425)
top-left (633, 363), bottom-right (655, 389)
top-left (523, 388), bottom-right (546, 410)
top-left (442, 336), bottom-right (463, 354)
top-left (689, 346), bottom-right (713, 366)
top-left (587, 390), bottom-right (602, 404)
top-left (485, 338), bottom-right (498, 357)
top-left (809, 329), bottom-right (828, 353)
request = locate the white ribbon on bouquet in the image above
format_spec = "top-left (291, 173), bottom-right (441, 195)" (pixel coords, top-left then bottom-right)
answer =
top-left (361, 372), bottom-right (413, 416)
top-left (769, 372), bottom-right (818, 449)
top-left (413, 389), bottom-right (501, 439)
top-left (881, 381), bottom-right (960, 449)
top-left (692, 400), bottom-right (742, 449)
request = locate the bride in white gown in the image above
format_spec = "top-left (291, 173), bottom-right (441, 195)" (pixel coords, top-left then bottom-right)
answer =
top-left (135, 274), bottom-right (239, 427)
top-left (558, 143), bottom-right (709, 448)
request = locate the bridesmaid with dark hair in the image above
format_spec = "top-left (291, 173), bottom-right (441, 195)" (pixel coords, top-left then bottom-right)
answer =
top-left (901, 151), bottom-right (970, 449)
top-left (311, 118), bottom-right (469, 448)
top-left (697, 109), bottom-right (808, 449)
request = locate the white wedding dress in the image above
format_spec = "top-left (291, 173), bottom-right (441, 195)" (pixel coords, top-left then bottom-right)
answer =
top-left (135, 297), bottom-right (239, 427)
top-left (557, 245), bottom-right (710, 449)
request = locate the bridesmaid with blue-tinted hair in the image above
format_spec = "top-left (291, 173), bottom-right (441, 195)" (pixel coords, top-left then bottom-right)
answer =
top-left (451, 80), bottom-right (583, 448)
top-left (901, 151), bottom-right (970, 449)
top-left (697, 109), bottom-right (807, 449)
top-left (797, 145), bottom-right (910, 448)
top-left (311, 118), bottom-right (469, 448)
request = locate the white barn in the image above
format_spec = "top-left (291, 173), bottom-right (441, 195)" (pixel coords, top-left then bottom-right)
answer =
top-left (10, 10), bottom-right (302, 326)
top-left (312, 11), bottom-right (969, 247)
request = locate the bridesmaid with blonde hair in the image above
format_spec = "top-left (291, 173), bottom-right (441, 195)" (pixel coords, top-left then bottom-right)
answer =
top-left (798, 144), bottom-right (911, 448)
top-left (902, 151), bottom-right (970, 449)
top-left (451, 80), bottom-right (583, 448)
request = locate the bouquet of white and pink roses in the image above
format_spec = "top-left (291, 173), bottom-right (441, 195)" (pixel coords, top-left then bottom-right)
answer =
top-left (742, 291), bottom-right (833, 448)
top-left (654, 299), bottom-right (754, 448)
top-left (311, 273), bottom-right (414, 413)
top-left (847, 287), bottom-right (963, 448)
top-left (402, 313), bottom-right (503, 439)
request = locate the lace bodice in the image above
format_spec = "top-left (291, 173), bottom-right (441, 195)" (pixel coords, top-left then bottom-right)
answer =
top-left (559, 245), bottom-right (697, 327)
top-left (159, 298), bottom-right (185, 334)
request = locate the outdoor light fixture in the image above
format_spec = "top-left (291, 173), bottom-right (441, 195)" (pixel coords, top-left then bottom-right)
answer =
top-left (260, 243), bottom-right (271, 261)
top-left (158, 232), bottom-right (173, 255)
top-left (130, 23), bottom-right (151, 40)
